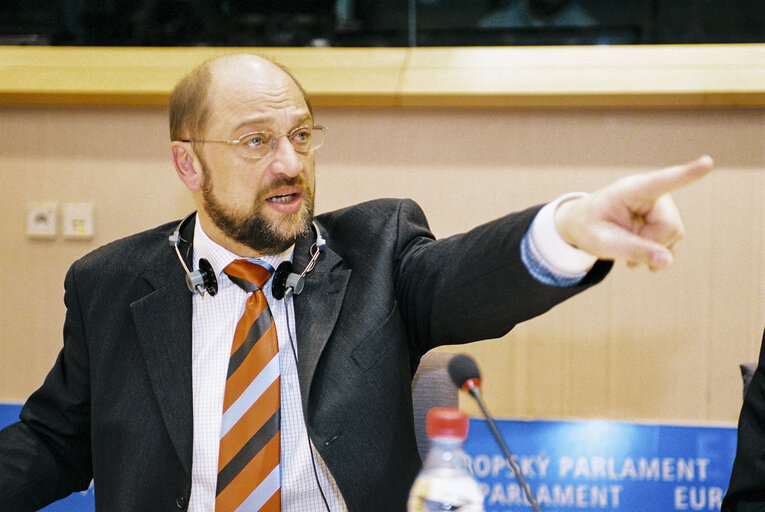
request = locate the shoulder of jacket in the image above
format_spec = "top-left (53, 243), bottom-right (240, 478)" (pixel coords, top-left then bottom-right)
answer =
top-left (69, 219), bottom-right (180, 277)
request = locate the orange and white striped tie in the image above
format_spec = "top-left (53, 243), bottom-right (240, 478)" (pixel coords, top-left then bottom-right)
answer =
top-left (216, 259), bottom-right (280, 512)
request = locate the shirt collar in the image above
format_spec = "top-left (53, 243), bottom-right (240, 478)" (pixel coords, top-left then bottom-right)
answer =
top-left (192, 214), bottom-right (294, 291)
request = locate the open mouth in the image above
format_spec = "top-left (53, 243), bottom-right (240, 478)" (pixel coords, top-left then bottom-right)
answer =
top-left (266, 193), bottom-right (299, 204)
top-left (263, 187), bottom-right (304, 214)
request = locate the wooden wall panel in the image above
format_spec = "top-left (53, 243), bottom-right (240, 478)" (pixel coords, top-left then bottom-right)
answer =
top-left (0, 56), bottom-right (762, 427)
top-left (1, 45), bottom-right (764, 108)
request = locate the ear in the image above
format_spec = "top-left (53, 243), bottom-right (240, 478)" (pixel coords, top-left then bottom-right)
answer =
top-left (171, 141), bottom-right (204, 191)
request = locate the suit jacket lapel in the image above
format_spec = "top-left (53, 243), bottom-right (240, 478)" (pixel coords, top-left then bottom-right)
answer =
top-left (293, 227), bottom-right (351, 411)
top-left (130, 223), bottom-right (194, 478)
top-left (123, 217), bottom-right (348, 476)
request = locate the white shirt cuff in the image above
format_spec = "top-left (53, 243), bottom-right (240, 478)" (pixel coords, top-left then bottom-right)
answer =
top-left (529, 192), bottom-right (598, 276)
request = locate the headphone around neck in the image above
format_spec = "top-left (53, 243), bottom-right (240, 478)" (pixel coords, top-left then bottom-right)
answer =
top-left (169, 211), bottom-right (326, 299)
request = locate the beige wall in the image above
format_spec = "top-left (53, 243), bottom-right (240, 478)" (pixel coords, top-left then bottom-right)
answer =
top-left (1, 104), bottom-right (763, 425)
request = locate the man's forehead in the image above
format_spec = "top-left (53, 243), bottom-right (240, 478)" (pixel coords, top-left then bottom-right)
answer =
top-left (208, 58), bottom-right (306, 109)
top-left (210, 55), bottom-right (292, 92)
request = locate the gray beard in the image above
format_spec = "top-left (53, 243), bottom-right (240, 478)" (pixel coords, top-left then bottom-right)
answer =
top-left (201, 178), bottom-right (313, 255)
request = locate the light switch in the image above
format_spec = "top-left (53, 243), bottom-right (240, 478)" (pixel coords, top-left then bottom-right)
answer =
top-left (62, 202), bottom-right (94, 239)
top-left (26, 202), bottom-right (58, 238)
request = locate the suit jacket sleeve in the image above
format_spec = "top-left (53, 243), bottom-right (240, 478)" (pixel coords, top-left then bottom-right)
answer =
top-left (722, 328), bottom-right (765, 511)
top-left (390, 199), bottom-right (612, 354)
top-left (0, 220), bottom-right (190, 512)
top-left (0, 265), bottom-right (94, 511)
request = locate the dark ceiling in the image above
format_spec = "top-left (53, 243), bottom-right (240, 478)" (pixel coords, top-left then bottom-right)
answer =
top-left (1, 0), bottom-right (762, 47)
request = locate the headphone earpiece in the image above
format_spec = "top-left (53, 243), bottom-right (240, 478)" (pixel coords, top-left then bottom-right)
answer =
top-left (171, 213), bottom-right (219, 297)
top-left (273, 261), bottom-right (304, 300)
top-left (186, 258), bottom-right (218, 296)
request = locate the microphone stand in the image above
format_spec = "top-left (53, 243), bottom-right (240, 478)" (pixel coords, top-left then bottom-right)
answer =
top-left (467, 387), bottom-right (542, 512)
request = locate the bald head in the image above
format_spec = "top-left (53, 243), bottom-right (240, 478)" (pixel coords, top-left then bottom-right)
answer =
top-left (169, 53), bottom-right (313, 142)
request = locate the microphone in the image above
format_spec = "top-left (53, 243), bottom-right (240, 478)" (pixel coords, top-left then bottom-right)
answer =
top-left (447, 353), bottom-right (482, 396)
top-left (448, 354), bottom-right (542, 512)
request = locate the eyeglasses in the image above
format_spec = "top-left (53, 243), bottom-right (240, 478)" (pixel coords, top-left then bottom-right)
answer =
top-left (178, 124), bottom-right (327, 160)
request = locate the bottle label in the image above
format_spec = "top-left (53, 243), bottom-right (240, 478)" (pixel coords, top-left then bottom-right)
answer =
top-left (408, 476), bottom-right (484, 511)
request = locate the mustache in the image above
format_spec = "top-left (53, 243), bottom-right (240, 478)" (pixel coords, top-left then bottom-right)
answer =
top-left (259, 176), bottom-right (307, 198)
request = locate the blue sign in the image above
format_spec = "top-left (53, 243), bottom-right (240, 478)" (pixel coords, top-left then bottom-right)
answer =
top-left (2, 404), bottom-right (737, 511)
top-left (0, 404), bottom-right (95, 511)
top-left (463, 419), bottom-right (737, 512)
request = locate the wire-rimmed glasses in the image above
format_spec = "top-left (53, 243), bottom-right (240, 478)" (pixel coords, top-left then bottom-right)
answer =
top-left (177, 124), bottom-right (327, 160)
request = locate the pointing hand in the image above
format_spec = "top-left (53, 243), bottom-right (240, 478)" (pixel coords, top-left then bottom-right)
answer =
top-left (554, 155), bottom-right (714, 270)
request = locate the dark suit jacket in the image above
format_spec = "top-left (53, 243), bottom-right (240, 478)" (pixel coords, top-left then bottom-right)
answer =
top-left (0, 199), bottom-right (610, 511)
top-left (722, 327), bottom-right (765, 511)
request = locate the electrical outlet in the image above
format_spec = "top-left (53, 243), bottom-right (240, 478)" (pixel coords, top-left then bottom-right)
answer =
top-left (62, 202), bottom-right (95, 239)
top-left (26, 202), bottom-right (58, 238)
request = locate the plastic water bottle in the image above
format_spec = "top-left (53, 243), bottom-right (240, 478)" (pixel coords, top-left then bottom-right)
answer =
top-left (408, 407), bottom-right (485, 511)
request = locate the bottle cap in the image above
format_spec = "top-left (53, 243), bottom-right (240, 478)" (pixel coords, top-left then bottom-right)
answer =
top-left (426, 407), bottom-right (469, 441)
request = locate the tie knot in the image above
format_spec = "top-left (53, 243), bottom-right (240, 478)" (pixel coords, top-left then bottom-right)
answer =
top-left (224, 259), bottom-right (273, 292)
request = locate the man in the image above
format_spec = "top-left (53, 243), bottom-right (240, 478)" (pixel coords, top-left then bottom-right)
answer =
top-left (0, 53), bottom-right (712, 511)
top-left (722, 327), bottom-right (765, 511)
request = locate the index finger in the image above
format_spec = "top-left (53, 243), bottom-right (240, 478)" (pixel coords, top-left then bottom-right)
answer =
top-left (628, 155), bottom-right (714, 200)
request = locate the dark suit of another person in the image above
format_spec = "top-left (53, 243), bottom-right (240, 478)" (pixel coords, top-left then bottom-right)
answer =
top-left (0, 198), bottom-right (610, 511)
top-left (723, 327), bottom-right (765, 511)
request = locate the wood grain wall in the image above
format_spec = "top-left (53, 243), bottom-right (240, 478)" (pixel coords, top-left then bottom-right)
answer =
top-left (0, 47), bottom-right (762, 426)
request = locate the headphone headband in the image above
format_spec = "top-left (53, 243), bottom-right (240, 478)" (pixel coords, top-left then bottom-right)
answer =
top-left (170, 212), bottom-right (324, 298)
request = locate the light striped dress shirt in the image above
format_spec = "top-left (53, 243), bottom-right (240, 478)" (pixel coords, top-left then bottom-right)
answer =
top-left (185, 196), bottom-right (595, 510)
top-left (187, 216), bottom-right (346, 512)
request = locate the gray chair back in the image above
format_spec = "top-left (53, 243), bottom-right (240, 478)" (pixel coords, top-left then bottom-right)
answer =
top-left (411, 351), bottom-right (458, 459)
top-left (741, 362), bottom-right (757, 398)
